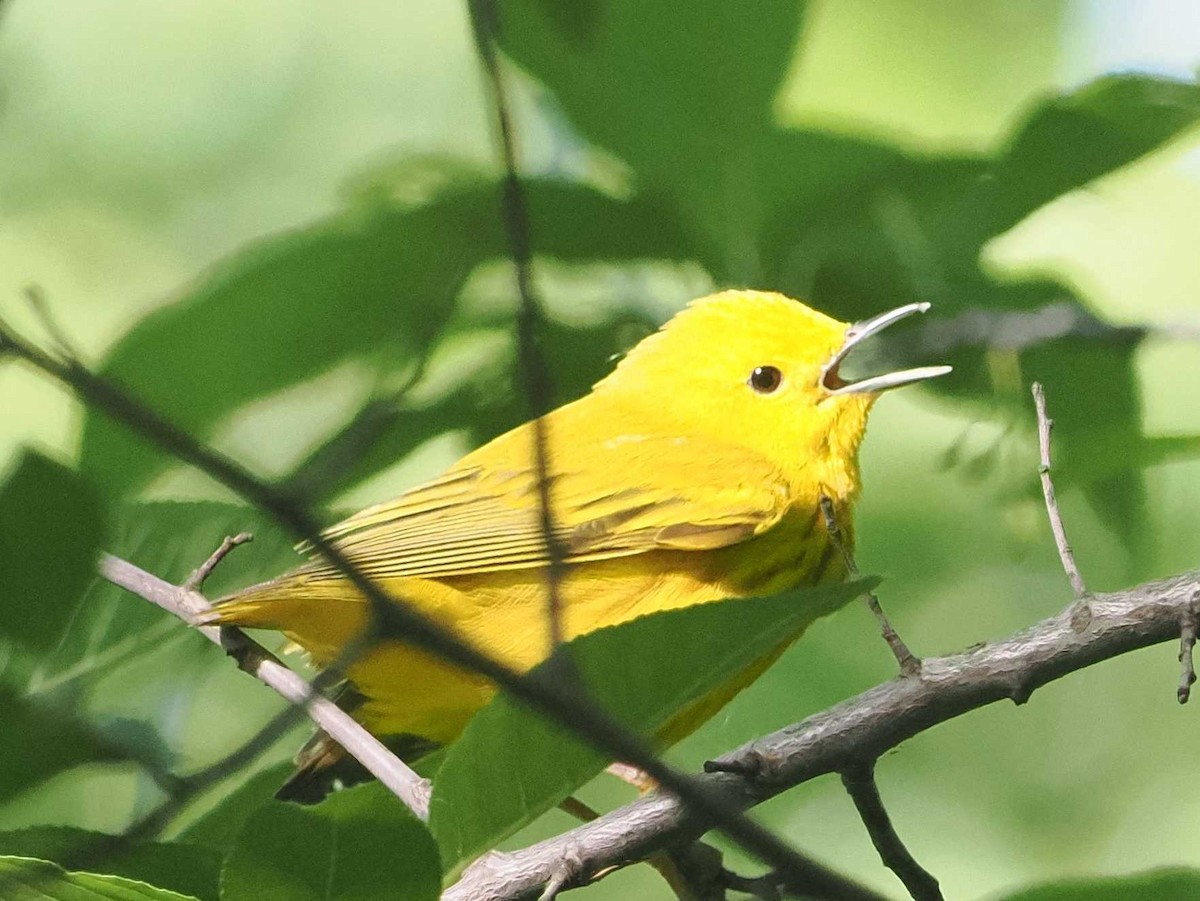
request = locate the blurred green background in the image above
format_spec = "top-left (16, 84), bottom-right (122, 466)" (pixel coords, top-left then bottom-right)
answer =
top-left (2, 1), bottom-right (1200, 899)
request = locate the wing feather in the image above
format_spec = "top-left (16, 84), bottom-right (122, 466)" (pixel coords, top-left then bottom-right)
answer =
top-left (301, 431), bottom-right (790, 582)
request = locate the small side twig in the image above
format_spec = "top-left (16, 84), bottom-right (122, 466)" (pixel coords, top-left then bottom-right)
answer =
top-left (1031, 382), bottom-right (1088, 599)
top-left (1178, 592), bottom-right (1199, 704)
top-left (840, 762), bottom-right (942, 901)
top-left (537, 846), bottom-right (584, 901)
top-left (185, 531), bottom-right (253, 592)
top-left (820, 495), bottom-right (921, 675)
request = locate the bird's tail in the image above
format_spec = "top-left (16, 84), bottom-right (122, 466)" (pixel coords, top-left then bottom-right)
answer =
top-left (208, 574), bottom-right (369, 663)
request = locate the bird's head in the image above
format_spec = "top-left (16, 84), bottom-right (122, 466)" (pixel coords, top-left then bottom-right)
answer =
top-left (596, 289), bottom-right (950, 492)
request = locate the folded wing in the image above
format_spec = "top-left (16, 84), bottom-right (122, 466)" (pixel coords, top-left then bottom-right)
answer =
top-left (300, 429), bottom-right (791, 582)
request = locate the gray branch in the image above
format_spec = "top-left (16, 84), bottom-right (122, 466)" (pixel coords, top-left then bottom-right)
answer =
top-left (98, 553), bottom-right (433, 820)
top-left (445, 568), bottom-right (1200, 901)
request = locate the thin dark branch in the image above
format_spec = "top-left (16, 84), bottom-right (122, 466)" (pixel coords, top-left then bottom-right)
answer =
top-left (445, 568), bottom-right (1200, 901)
top-left (466, 0), bottom-right (568, 651)
top-left (820, 494), bottom-right (921, 676)
top-left (840, 762), bottom-right (941, 901)
top-left (1031, 382), bottom-right (1089, 599)
top-left (0, 318), bottom-right (848, 893)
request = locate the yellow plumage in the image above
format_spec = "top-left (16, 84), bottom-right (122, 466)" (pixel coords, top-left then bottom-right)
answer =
top-left (216, 289), bottom-right (946, 775)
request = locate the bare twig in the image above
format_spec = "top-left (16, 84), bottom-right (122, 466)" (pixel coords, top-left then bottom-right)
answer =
top-left (1178, 592), bottom-right (1199, 704)
top-left (1031, 382), bottom-right (1088, 599)
top-left (466, 0), bottom-right (568, 652)
top-left (99, 552), bottom-right (433, 819)
top-left (0, 315), bottom-right (849, 892)
top-left (446, 568), bottom-right (1200, 901)
top-left (537, 862), bottom-right (576, 901)
top-left (840, 762), bottom-right (941, 901)
top-left (184, 531), bottom-right (253, 592)
top-left (820, 494), bottom-right (921, 675)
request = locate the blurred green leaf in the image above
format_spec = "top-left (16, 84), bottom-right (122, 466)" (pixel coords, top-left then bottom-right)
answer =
top-left (80, 179), bottom-right (693, 503)
top-left (176, 763), bottom-right (293, 854)
top-left (78, 186), bottom-right (486, 501)
top-left (1022, 340), bottom-right (1146, 563)
top-left (760, 77), bottom-right (1200, 310)
top-left (220, 784), bottom-right (440, 901)
top-left (500, 0), bottom-right (807, 277)
top-left (0, 452), bottom-right (104, 653)
top-left (429, 577), bottom-right (874, 875)
top-left (0, 685), bottom-right (129, 804)
top-left (997, 867), bottom-right (1200, 900)
top-left (0, 829), bottom-right (219, 901)
top-left (0, 856), bottom-right (197, 900)
top-left (291, 309), bottom-right (658, 504)
top-left (978, 75), bottom-right (1200, 246)
top-left (30, 502), bottom-right (298, 695)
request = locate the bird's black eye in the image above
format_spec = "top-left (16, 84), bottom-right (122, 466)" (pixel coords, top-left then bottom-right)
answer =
top-left (749, 365), bottom-right (783, 394)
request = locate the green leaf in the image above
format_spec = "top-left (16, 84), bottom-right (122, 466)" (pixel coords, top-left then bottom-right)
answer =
top-left (0, 829), bottom-right (219, 901)
top-left (751, 78), bottom-right (1200, 317)
top-left (429, 577), bottom-right (874, 875)
top-left (499, 0), bottom-right (806, 275)
top-left (0, 452), bottom-right (105, 652)
top-left (220, 784), bottom-right (440, 901)
top-left (31, 502), bottom-right (298, 695)
top-left (288, 309), bottom-right (659, 504)
top-left (176, 763), bottom-right (293, 854)
top-left (979, 75), bottom-right (1200, 245)
top-left (79, 186), bottom-right (484, 502)
top-left (0, 685), bottom-right (127, 805)
top-left (0, 856), bottom-right (197, 900)
top-left (79, 178), bottom-right (693, 503)
top-left (997, 867), bottom-right (1200, 900)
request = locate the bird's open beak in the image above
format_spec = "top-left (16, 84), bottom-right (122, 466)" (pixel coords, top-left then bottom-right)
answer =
top-left (821, 302), bottom-right (952, 396)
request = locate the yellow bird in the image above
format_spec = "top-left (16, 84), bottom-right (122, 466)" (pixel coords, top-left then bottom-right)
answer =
top-left (216, 290), bottom-right (948, 795)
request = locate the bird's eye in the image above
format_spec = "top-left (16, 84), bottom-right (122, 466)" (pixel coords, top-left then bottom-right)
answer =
top-left (749, 365), bottom-right (783, 394)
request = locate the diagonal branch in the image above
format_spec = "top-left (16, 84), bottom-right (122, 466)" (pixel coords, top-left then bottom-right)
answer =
top-left (445, 568), bottom-right (1200, 901)
top-left (98, 552), bottom-right (434, 819)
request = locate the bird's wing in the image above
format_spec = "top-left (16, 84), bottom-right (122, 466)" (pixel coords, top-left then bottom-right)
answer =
top-left (302, 432), bottom-right (791, 581)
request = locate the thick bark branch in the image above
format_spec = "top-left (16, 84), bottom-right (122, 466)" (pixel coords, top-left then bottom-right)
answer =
top-left (445, 569), bottom-right (1200, 901)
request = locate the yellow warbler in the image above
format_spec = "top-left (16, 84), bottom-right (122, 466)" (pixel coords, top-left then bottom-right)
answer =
top-left (216, 290), bottom-right (948, 794)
